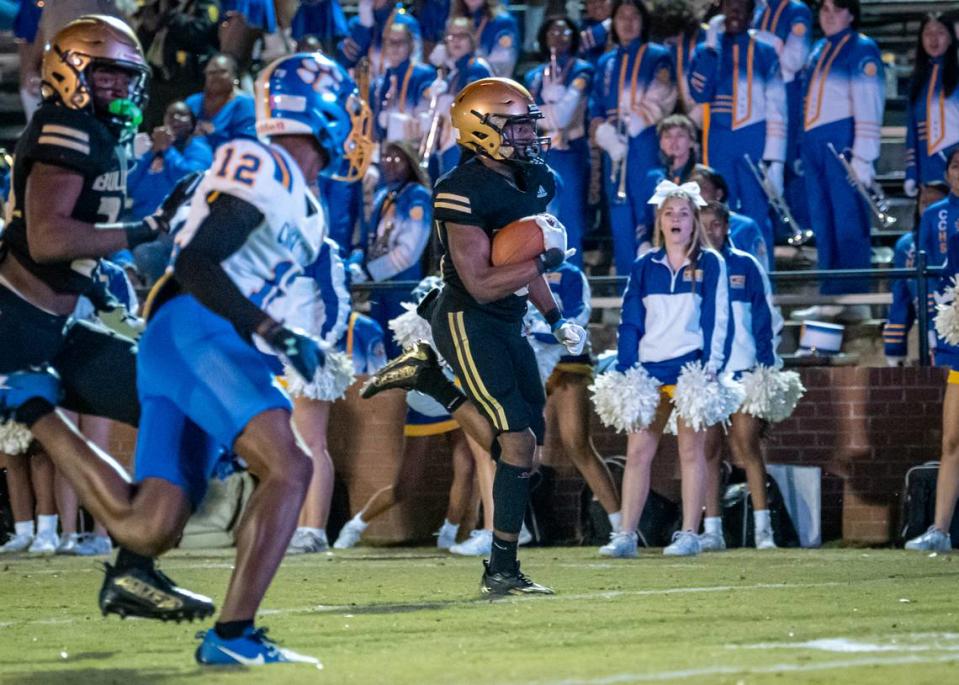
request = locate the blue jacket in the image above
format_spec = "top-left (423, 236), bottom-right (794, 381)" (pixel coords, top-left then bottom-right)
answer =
top-left (531, 262), bottom-right (591, 351)
top-left (291, 0), bottom-right (348, 40)
top-left (578, 17), bottom-right (610, 66)
top-left (370, 58), bottom-right (436, 141)
top-left (361, 182), bottom-right (432, 282)
top-left (752, 0), bottom-right (813, 84)
top-left (337, 312), bottom-right (388, 375)
top-left (729, 211), bottom-right (770, 273)
top-left (616, 247), bottom-right (729, 383)
top-left (185, 92), bottom-right (256, 151)
top-left (689, 30), bottom-right (787, 163)
top-left (337, 4), bottom-right (421, 72)
top-left (416, 0), bottom-right (450, 44)
top-left (302, 237), bottom-right (351, 347)
top-left (720, 242), bottom-right (780, 372)
top-left (905, 56), bottom-right (959, 186)
top-left (127, 137), bottom-right (213, 219)
top-left (666, 29), bottom-right (706, 124)
top-left (467, 8), bottom-right (519, 77)
top-left (883, 231), bottom-right (924, 360)
top-left (935, 227), bottom-right (959, 369)
top-left (524, 56), bottom-right (594, 148)
top-left (921, 194), bottom-right (959, 367)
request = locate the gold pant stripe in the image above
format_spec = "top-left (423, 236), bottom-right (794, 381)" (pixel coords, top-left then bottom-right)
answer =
top-left (448, 312), bottom-right (509, 430)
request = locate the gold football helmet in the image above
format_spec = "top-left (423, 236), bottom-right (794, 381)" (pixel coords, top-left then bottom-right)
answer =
top-left (41, 15), bottom-right (149, 134)
top-left (450, 77), bottom-right (548, 162)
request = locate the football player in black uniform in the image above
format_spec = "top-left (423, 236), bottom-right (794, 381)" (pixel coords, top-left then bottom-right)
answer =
top-left (363, 78), bottom-right (587, 595)
top-left (0, 16), bottom-right (210, 620)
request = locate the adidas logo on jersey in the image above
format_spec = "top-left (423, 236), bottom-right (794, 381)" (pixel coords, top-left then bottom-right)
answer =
top-left (536, 186), bottom-right (547, 198)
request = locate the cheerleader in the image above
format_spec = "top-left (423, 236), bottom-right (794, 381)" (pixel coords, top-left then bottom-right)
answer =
top-left (448, 0), bottom-right (519, 78)
top-left (337, 0), bottom-right (423, 79)
top-left (688, 0), bottom-right (787, 258)
top-left (591, 0), bottom-right (677, 279)
top-left (697, 201), bottom-right (798, 552)
top-left (526, 262), bottom-right (622, 532)
top-left (370, 22), bottom-right (436, 144)
top-left (423, 17), bottom-right (495, 178)
top-left (282, 238), bottom-right (356, 554)
top-left (524, 16), bottom-right (594, 264)
top-left (792, 0), bottom-right (883, 320)
top-left (907, 148), bottom-right (959, 551)
top-left (904, 13), bottom-right (959, 198)
top-left (349, 142), bottom-right (433, 358)
top-left (592, 180), bottom-right (732, 558)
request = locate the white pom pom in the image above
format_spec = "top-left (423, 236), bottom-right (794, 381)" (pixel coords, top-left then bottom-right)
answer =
top-left (672, 362), bottom-right (745, 431)
top-left (0, 420), bottom-right (33, 455)
top-left (284, 350), bottom-right (356, 401)
top-left (589, 366), bottom-right (662, 434)
top-left (936, 278), bottom-right (959, 345)
top-left (389, 302), bottom-right (435, 351)
top-left (738, 365), bottom-right (806, 423)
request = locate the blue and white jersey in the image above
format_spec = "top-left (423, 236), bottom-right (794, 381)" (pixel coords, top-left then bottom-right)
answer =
top-left (337, 311), bottom-right (388, 375)
top-left (801, 27), bottom-right (884, 162)
top-left (616, 247), bottom-right (729, 383)
top-left (362, 182), bottom-right (432, 282)
top-left (905, 57), bottom-right (959, 186)
top-left (578, 17), bottom-right (611, 66)
top-left (337, 3), bottom-right (422, 77)
top-left (591, 38), bottom-right (677, 139)
top-left (370, 58), bottom-right (436, 142)
top-left (917, 193), bottom-right (959, 274)
top-left (752, 0), bottom-right (812, 84)
top-left (729, 211), bottom-right (770, 273)
top-left (666, 29), bottom-right (706, 126)
top-left (297, 237), bottom-right (351, 347)
top-left (884, 231), bottom-right (922, 360)
top-left (174, 138), bottom-right (325, 328)
top-left (466, 8), bottom-right (519, 78)
top-left (524, 56), bottom-right (594, 149)
top-left (935, 227), bottom-right (959, 369)
top-left (689, 30), bottom-right (787, 162)
top-left (721, 243), bottom-right (781, 373)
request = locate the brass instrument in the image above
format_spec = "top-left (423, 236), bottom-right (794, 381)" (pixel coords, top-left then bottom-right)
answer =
top-left (827, 142), bottom-right (896, 229)
top-left (613, 111), bottom-right (628, 203)
top-left (546, 47), bottom-right (567, 150)
top-left (418, 67), bottom-right (446, 169)
top-left (744, 154), bottom-right (814, 247)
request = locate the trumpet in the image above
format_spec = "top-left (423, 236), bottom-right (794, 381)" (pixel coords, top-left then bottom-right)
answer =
top-left (418, 68), bottom-right (446, 169)
top-left (743, 154), bottom-right (814, 247)
top-left (608, 111), bottom-right (628, 204)
top-left (826, 143), bottom-right (897, 229)
top-left (546, 47), bottom-right (568, 150)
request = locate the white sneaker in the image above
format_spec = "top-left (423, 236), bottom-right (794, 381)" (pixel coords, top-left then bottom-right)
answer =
top-left (57, 533), bottom-right (113, 556)
top-left (332, 519), bottom-right (365, 550)
top-left (0, 533), bottom-right (33, 554)
top-left (755, 528), bottom-right (778, 550)
top-left (598, 531), bottom-right (638, 558)
top-left (790, 305), bottom-right (844, 321)
top-left (287, 528), bottom-right (329, 554)
top-left (518, 522), bottom-right (533, 546)
top-left (28, 530), bottom-right (59, 554)
top-left (449, 529), bottom-right (492, 556)
top-left (905, 526), bottom-right (951, 552)
top-left (435, 522), bottom-right (458, 550)
top-left (663, 530), bottom-right (701, 557)
top-left (56, 532), bottom-right (85, 555)
top-left (84, 535), bottom-right (113, 556)
top-left (699, 531), bottom-right (727, 552)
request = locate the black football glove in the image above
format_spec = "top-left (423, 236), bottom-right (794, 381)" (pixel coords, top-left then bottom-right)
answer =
top-left (261, 322), bottom-right (325, 381)
top-left (126, 171), bottom-right (203, 247)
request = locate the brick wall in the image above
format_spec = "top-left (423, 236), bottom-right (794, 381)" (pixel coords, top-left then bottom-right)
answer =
top-left (90, 366), bottom-right (946, 547)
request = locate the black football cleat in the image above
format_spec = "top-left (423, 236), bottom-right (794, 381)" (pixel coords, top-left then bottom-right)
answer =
top-left (360, 342), bottom-right (441, 399)
top-left (480, 561), bottom-right (554, 597)
top-left (99, 562), bottom-right (215, 622)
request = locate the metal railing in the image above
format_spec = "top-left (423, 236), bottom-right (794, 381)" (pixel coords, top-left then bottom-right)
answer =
top-left (353, 250), bottom-right (948, 366)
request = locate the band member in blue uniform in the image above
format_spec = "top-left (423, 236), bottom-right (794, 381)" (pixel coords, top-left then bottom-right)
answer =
top-left (579, 0), bottom-right (612, 66)
top-left (337, 0), bottom-right (422, 80)
top-left (525, 17), bottom-right (594, 265)
top-left (370, 22), bottom-right (436, 143)
top-left (449, 0), bottom-right (519, 77)
top-left (654, 0), bottom-right (705, 127)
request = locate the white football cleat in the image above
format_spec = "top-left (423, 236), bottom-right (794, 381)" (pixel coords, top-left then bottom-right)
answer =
top-left (663, 531), bottom-right (701, 557)
top-left (598, 531), bottom-right (638, 558)
top-left (449, 529), bottom-right (492, 556)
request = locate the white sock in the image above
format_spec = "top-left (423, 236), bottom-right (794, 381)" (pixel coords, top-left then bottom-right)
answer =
top-left (442, 518), bottom-right (459, 533)
top-left (14, 520), bottom-right (34, 538)
top-left (608, 510), bottom-right (623, 533)
top-left (704, 516), bottom-right (723, 536)
top-left (36, 514), bottom-right (58, 536)
top-left (754, 509), bottom-right (771, 532)
top-left (351, 514), bottom-right (369, 531)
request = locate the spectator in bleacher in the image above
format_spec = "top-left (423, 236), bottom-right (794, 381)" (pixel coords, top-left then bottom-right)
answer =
top-left (634, 114), bottom-right (699, 255)
top-left (423, 16), bottom-right (494, 178)
top-left (699, 200), bottom-right (783, 552)
top-left (906, 148), bottom-right (959, 553)
top-left (337, 0), bottom-right (423, 80)
top-left (291, 0), bottom-right (349, 54)
top-left (185, 53), bottom-right (256, 151)
top-left (688, 0), bottom-right (786, 261)
top-left (691, 165), bottom-right (770, 272)
top-left (524, 16), bottom-right (594, 265)
top-left (791, 0), bottom-right (884, 323)
top-left (904, 13), bottom-right (959, 199)
top-left (127, 101), bottom-right (213, 283)
top-left (751, 0), bottom-right (814, 237)
top-left (218, 0), bottom-right (276, 73)
top-left (448, 0), bottom-right (519, 78)
top-left (651, 0), bottom-right (704, 128)
top-left (590, 0), bottom-right (677, 279)
top-left (13, 0), bottom-right (43, 122)
top-left (578, 0), bottom-right (612, 67)
top-left (883, 181), bottom-right (949, 367)
top-left (370, 22), bottom-right (436, 143)
top-left (135, 0), bottom-right (222, 132)
top-left (348, 142), bottom-right (432, 358)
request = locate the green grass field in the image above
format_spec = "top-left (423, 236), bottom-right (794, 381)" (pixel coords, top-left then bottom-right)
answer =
top-left (1, 547), bottom-right (958, 684)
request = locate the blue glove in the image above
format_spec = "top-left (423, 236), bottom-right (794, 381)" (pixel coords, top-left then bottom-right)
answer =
top-left (261, 323), bottom-right (325, 381)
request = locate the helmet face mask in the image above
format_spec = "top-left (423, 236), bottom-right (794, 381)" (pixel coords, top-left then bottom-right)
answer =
top-left (451, 78), bottom-right (549, 163)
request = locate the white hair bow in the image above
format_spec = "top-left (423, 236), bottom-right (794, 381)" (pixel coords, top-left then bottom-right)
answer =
top-left (647, 180), bottom-right (708, 208)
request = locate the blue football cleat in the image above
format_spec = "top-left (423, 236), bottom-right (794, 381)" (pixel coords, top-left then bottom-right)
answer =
top-left (0, 368), bottom-right (61, 419)
top-left (195, 626), bottom-right (321, 667)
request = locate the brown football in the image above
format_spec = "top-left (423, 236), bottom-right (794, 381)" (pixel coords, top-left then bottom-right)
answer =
top-left (491, 215), bottom-right (546, 266)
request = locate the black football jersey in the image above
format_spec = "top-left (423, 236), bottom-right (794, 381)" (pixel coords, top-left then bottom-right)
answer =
top-left (433, 156), bottom-right (556, 320)
top-left (3, 103), bottom-right (128, 296)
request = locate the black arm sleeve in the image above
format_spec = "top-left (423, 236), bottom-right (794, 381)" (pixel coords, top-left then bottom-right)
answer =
top-left (173, 192), bottom-right (269, 340)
